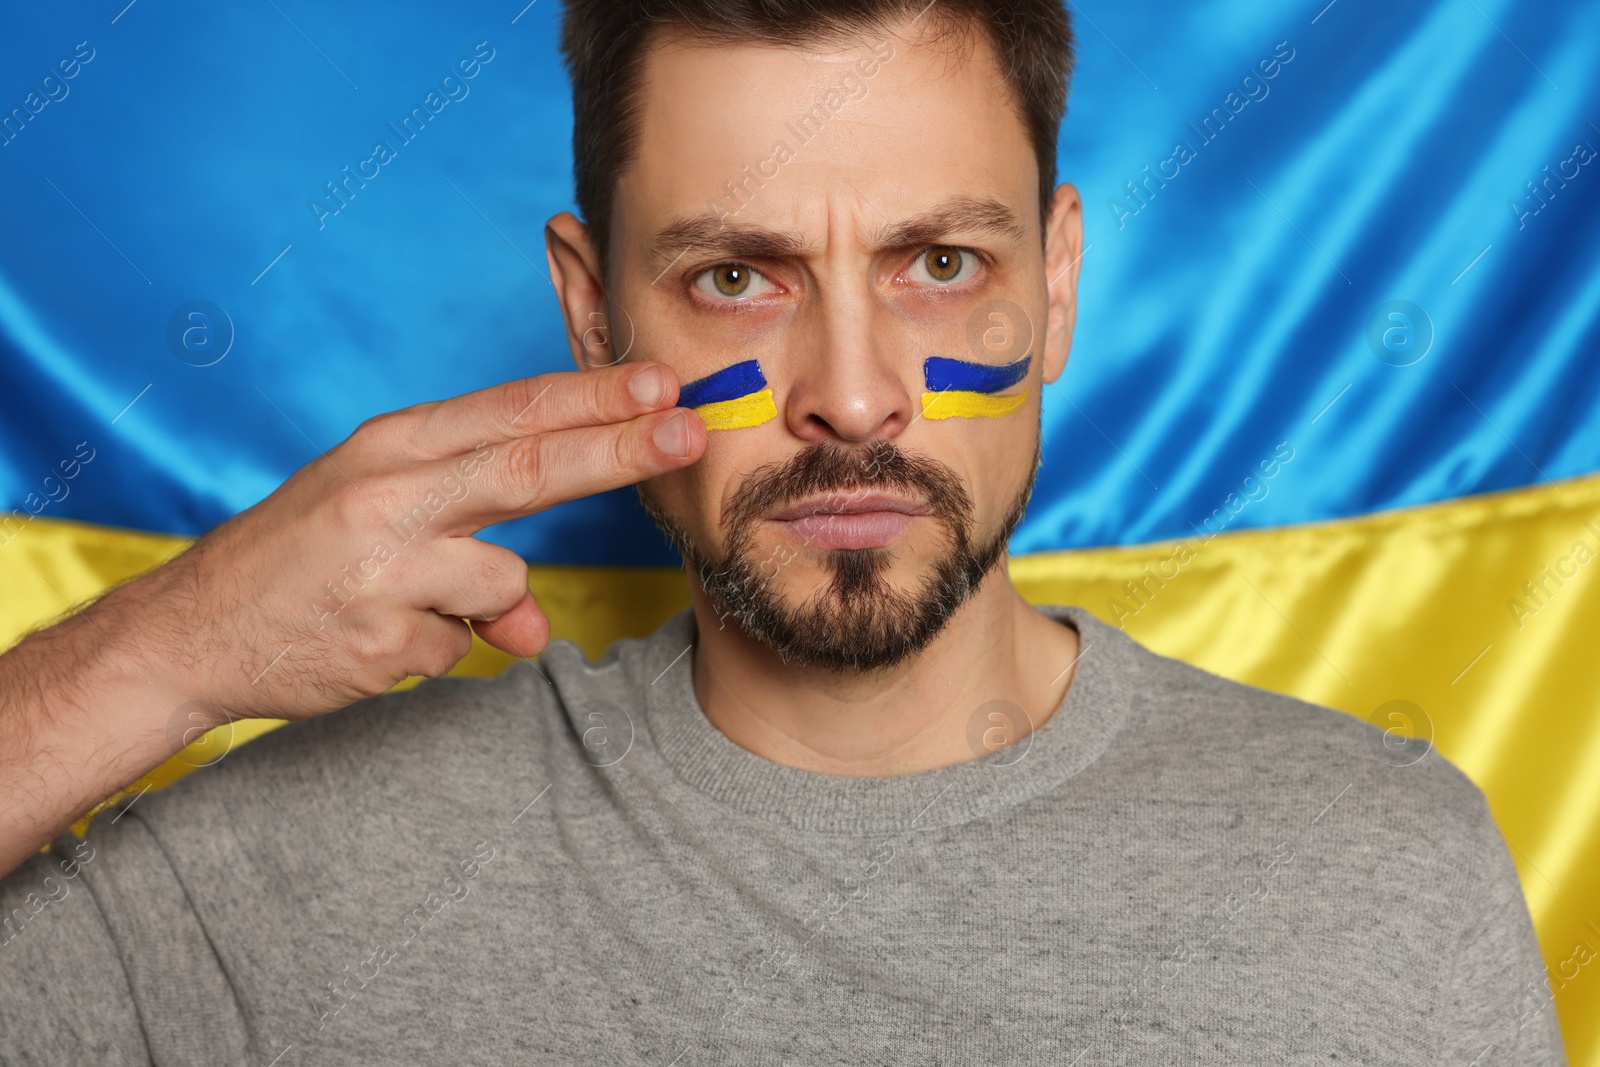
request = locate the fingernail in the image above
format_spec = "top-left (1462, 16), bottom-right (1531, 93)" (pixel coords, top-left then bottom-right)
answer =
top-left (629, 366), bottom-right (665, 407)
top-left (653, 412), bottom-right (690, 458)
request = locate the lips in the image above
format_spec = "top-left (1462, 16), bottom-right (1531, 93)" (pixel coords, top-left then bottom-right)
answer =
top-left (766, 491), bottom-right (928, 522)
top-left (766, 491), bottom-right (930, 550)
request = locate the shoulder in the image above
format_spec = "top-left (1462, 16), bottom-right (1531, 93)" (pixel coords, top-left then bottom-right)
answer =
top-left (223, 657), bottom-right (559, 791)
top-left (1060, 605), bottom-right (1500, 882)
top-left (118, 593), bottom-right (697, 824)
top-left (127, 611), bottom-right (685, 833)
top-left (112, 651), bottom-right (569, 865)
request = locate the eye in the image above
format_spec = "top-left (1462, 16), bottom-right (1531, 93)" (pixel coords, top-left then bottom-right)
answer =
top-left (908, 246), bottom-right (980, 286)
top-left (693, 262), bottom-right (774, 302)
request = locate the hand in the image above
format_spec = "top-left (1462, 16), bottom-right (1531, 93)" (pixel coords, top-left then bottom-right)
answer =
top-left (100, 360), bottom-right (705, 725)
top-left (0, 360), bottom-right (704, 876)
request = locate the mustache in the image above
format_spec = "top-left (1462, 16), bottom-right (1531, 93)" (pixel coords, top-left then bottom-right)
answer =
top-left (722, 439), bottom-right (973, 538)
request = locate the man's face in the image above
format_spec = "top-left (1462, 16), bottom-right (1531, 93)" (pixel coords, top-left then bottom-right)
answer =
top-left (593, 15), bottom-right (1080, 671)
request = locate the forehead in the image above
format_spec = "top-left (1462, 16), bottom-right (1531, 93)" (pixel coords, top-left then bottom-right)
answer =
top-left (613, 17), bottom-right (1037, 256)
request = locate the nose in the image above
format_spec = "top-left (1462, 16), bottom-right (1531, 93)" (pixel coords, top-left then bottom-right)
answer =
top-left (781, 292), bottom-right (916, 445)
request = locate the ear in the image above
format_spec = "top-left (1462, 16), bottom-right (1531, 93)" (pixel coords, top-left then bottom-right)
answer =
top-left (545, 211), bottom-right (628, 371)
top-left (1040, 183), bottom-right (1083, 386)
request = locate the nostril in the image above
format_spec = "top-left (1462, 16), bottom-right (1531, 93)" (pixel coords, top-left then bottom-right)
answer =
top-left (783, 370), bottom-right (916, 444)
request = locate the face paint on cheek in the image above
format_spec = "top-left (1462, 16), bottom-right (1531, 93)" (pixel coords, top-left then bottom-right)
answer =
top-left (678, 359), bottom-right (778, 430)
top-left (920, 355), bottom-right (1032, 419)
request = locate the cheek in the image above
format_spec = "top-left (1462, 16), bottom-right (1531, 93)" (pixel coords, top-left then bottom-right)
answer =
top-left (638, 466), bottom-right (698, 525)
top-left (677, 359), bottom-right (777, 432)
top-left (640, 435), bottom-right (753, 539)
top-left (918, 355), bottom-right (1034, 422)
top-left (917, 407), bottom-right (1038, 515)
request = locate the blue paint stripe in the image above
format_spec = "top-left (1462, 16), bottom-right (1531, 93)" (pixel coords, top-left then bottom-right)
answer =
top-left (923, 355), bottom-right (1031, 395)
top-left (678, 360), bottom-right (767, 409)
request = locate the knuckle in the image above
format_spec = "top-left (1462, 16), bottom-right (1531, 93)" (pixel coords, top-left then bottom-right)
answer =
top-left (329, 482), bottom-right (371, 531)
top-left (345, 617), bottom-right (390, 664)
top-left (351, 409), bottom-right (412, 453)
top-left (330, 478), bottom-right (395, 533)
top-left (541, 371), bottom-right (604, 428)
top-left (409, 400), bottom-right (464, 450)
top-left (480, 549), bottom-right (528, 598)
top-left (349, 415), bottom-right (382, 446)
top-left (502, 574), bottom-right (531, 613)
top-left (420, 622), bottom-right (470, 677)
top-left (588, 366), bottom-right (626, 419)
top-left (355, 409), bottom-right (395, 435)
top-left (609, 421), bottom-right (639, 475)
top-left (504, 374), bottom-right (558, 433)
top-left (500, 439), bottom-right (547, 507)
top-left (383, 614), bottom-right (425, 658)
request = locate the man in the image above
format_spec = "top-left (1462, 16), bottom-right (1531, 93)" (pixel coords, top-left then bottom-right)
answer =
top-left (0, 0), bottom-right (1565, 1062)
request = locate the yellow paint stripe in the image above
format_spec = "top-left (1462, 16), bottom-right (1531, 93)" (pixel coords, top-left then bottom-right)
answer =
top-left (693, 387), bottom-right (777, 430)
top-left (8, 472), bottom-right (1600, 1059)
top-left (920, 388), bottom-right (1030, 420)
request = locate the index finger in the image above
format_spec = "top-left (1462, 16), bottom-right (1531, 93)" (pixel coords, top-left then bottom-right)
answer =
top-left (409, 361), bottom-right (682, 457)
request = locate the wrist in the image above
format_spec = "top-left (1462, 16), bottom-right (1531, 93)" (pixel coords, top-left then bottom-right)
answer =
top-left (0, 595), bottom-right (197, 850)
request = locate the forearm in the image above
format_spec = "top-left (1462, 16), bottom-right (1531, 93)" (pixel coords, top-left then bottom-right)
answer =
top-left (0, 580), bottom-right (194, 880)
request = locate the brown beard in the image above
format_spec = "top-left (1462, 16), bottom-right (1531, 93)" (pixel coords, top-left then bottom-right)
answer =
top-left (638, 435), bottom-right (1040, 672)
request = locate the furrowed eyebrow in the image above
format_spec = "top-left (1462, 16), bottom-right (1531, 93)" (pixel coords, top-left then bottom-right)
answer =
top-left (645, 194), bottom-right (1027, 279)
top-left (646, 216), bottom-right (811, 279)
top-left (873, 194), bottom-right (1028, 253)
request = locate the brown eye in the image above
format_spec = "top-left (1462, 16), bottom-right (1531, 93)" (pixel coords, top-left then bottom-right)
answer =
top-left (693, 262), bottom-right (773, 302)
top-left (923, 247), bottom-right (963, 283)
top-left (712, 264), bottom-right (750, 296)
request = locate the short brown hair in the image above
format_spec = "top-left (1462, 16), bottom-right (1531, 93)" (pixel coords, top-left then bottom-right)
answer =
top-left (558, 0), bottom-right (1075, 283)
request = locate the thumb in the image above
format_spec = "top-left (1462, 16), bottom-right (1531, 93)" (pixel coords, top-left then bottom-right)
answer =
top-left (470, 592), bottom-right (551, 660)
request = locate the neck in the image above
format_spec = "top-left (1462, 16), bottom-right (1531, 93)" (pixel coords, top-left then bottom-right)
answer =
top-left (688, 561), bottom-right (1082, 777)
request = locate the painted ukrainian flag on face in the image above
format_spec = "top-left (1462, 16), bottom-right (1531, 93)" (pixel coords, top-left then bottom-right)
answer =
top-left (920, 355), bottom-right (1033, 420)
top-left (678, 360), bottom-right (778, 431)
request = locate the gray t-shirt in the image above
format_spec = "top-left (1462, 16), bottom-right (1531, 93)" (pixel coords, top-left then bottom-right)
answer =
top-left (0, 604), bottom-right (1566, 1064)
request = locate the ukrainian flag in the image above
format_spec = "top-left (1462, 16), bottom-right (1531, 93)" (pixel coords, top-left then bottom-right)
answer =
top-left (678, 359), bottom-right (778, 430)
top-left (2, 0), bottom-right (1598, 1055)
top-left (920, 355), bottom-right (1032, 419)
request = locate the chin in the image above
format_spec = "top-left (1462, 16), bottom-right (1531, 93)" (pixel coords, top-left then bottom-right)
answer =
top-left (706, 543), bottom-right (995, 674)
